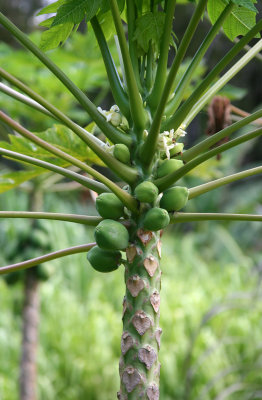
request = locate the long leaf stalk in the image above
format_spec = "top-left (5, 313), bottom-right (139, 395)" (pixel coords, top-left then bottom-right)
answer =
top-left (166, 3), bottom-right (233, 116)
top-left (140, 0), bottom-right (208, 168)
top-left (0, 243), bottom-right (96, 275)
top-left (109, 0), bottom-right (147, 133)
top-left (162, 18), bottom-right (262, 130)
top-left (0, 67), bottom-right (107, 148)
top-left (0, 83), bottom-right (55, 119)
top-left (182, 108), bottom-right (262, 162)
top-left (147, 0), bottom-right (177, 109)
top-left (188, 166), bottom-right (262, 199)
top-left (183, 39), bottom-right (262, 128)
top-left (0, 211), bottom-right (102, 225)
top-left (90, 16), bottom-right (130, 117)
top-left (0, 148), bottom-right (109, 193)
top-left (154, 128), bottom-right (262, 191)
top-left (0, 68), bottom-right (138, 184)
top-left (0, 12), bottom-right (128, 144)
top-left (171, 213), bottom-right (262, 223)
top-left (0, 112), bottom-right (138, 212)
top-left (126, 0), bottom-right (141, 93)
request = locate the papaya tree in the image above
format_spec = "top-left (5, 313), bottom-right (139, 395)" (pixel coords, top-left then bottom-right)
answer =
top-left (0, 1), bottom-right (262, 398)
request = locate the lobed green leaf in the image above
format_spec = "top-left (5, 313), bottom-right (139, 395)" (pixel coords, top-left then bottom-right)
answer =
top-left (133, 11), bottom-right (166, 54)
top-left (0, 124), bottom-right (103, 167)
top-left (0, 170), bottom-right (43, 194)
top-left (207, 0), bottom-right (258, 40)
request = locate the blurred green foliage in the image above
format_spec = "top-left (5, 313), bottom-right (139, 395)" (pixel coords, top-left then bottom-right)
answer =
top-left (0, 29), bottom-right (114, 131)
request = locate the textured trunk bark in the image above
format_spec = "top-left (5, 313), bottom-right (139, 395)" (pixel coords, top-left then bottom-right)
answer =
top-left (20, 268), bottom-right (39, 400)
top-left (118, 227), bottom-right (162, 400)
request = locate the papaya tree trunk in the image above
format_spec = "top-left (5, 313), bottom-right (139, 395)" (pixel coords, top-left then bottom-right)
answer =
top-left (20, 186), bottom-right (43, 400)
top-left (20, 268), bottom-right (39, 400)
top-left (118, 227), bottom-right (162, 400)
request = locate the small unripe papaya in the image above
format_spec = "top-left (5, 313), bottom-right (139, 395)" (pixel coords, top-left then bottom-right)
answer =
top-left (113, 144), bottom-right (130, 164)
top-left (170, 143), bottom-right (184, 157)
top-left (160, 186), bottom-right (189, 211)
top-left (96, 193), bottom-right (124, 220)
top-left (156, 159), bottom-right (184, 178)
top-left (134, 181), bottom-right (159, 203)
top-left (143, 207), bottom-right (170, 231)
top-left (87, 246), bottom-right (121, 273)
top-left (95, 219), bottom-right (129, 250)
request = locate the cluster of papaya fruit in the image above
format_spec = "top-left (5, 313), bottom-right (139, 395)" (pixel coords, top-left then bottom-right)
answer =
top-left (3, 225), bottom-right (53, 286)
top-left (87, 156), bottom-right (188, 273)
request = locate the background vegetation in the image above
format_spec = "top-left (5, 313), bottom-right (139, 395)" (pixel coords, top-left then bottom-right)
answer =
top-left (0, 1), bottom-right (261, 399)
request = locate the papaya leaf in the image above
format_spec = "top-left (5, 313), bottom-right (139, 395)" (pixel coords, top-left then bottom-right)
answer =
top-left (133, 11), bottom-right (166, 53)
top-left (0, 125), bottom-right (103, 167)
top-left (230, 0), bottom-right (258, 13)
top-left (39, 21), bottom-right (74, 51)
top-left (100, 0), bottom-right (125, 14)
top-left (207, 0), bottom-right (258, 40)
top-left (51, 0), bottom-right (103, 27)
top-left (37, 0), bottom-right (66, 16)
top-left (0, 169), bottom-right (44, 194)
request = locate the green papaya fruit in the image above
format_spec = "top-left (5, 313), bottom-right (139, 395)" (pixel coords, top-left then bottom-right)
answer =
top-left (156, 159), bottom-right (184, 178)
top-left (113, 144), bottom-right (131, 164)
top-left (160, 186), bottom-right (189, 211)
top-left (170, 143), bottom-right (184, 157)
top-left (143, 207), bottom-right (170, 231)
top-left (87, 246), bottom-right (121, 273)
top-left (96, 193), bottom-right (125, 220)
top-left (134, 181), bottom-right (159, 203)
top-left (95, 219), bottom-right (129, 250)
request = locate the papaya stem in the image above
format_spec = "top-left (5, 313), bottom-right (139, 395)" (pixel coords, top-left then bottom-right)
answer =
top-left (140, 0), bottom-right (208, 169)
top-left (109, 0), bottom-right (147, 133)
top-left (0, 112), bottom-right (138, 212)
top-left (0, 68), bottom-right (138, 185)
top-left (162, 18), bottom-right (262, 129)
top-left (0, 12), bottom-right (127, 144)
top-left (170, 213), bottom-right (262, 223)
top-left (0, 243), bottom-right (96, 274)
top-left (154, 128), bottom-right (262, 191)
top-left (90, 16), bottom-right (130, 117)
top-left (182, 109), bottom-right (262, 163)
top-left (0, 148), bottom-right (108, 193)
top-left (165, 3), bottom-right (233, 116)
top-left (188, 167), bottom-right (262, 199)
top-left (0, 83), bottom-right (55, 119)
top-left (0, 211), bottom-right (102, 225)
